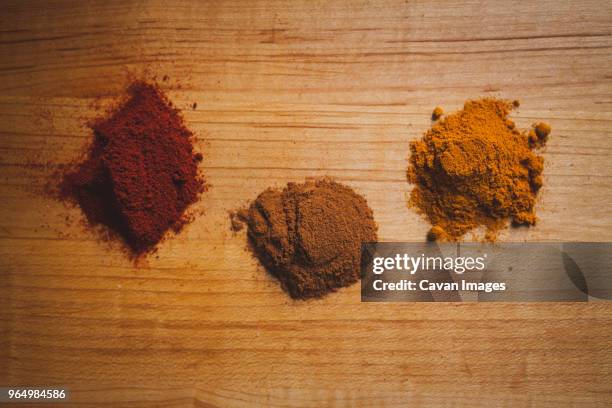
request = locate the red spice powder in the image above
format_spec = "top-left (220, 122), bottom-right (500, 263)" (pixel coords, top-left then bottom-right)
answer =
top-left (61, 81), bottom-right (204, 255)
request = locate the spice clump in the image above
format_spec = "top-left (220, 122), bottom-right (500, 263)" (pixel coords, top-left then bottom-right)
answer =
top-left (61, 81), bottom-right (204, 255)
top-left (431, 106), bottom-right (444, 121)
top-left (235, 179), bottom-right (378, 299)
top-left (407, 98), bottom-right (550, 241)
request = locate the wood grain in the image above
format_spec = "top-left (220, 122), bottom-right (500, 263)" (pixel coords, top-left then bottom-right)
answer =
top-left (1, 0), bottom-right (612, 406)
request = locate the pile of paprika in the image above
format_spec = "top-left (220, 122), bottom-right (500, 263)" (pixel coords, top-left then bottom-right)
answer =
top-left (61, 81), bottom-right (204, 255)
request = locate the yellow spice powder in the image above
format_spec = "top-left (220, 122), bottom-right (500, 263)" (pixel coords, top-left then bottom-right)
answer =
top-left (407, 98), bottom-right (551, 241)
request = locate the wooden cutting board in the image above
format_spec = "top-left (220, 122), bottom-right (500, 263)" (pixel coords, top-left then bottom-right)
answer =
top-left (1, 0), bottom-right (611, 406)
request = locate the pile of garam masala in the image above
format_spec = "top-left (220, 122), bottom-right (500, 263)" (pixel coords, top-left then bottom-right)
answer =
top-left (231, 179), bottom-right (378, 299)
top-left (408, 98), bottom-right (551, 242)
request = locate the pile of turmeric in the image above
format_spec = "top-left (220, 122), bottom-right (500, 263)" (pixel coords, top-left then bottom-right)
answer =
top-left (408, 98), bottom-right (551, 241)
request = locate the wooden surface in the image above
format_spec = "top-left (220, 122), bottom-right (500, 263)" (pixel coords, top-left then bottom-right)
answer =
top-left (1, 0), bottom-right (612, 406)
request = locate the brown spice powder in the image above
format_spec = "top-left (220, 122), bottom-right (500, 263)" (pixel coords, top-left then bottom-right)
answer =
top-left (408, 98), bottom-right (551, 241)
top-left (234, 179), bottom-right (378, 299)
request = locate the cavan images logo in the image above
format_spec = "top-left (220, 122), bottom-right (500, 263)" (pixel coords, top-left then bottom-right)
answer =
top-left (361, 242), bottom-right (612, 302)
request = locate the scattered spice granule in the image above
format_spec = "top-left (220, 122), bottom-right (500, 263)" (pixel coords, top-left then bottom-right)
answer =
top-left (432, 106), bottom-right (444, 120)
